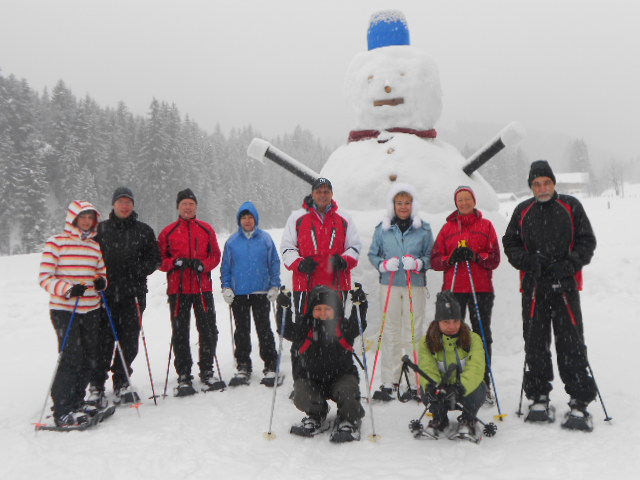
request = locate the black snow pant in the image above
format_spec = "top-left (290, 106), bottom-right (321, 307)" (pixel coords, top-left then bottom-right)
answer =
top-left (293, 374), bottom-right (365, 424)
top-left (429, 382), bottom-right (487, 423)
top-left (92, 295), bottom-right (144, 391)
top-left (168, 293), bottom-right (218, 377)
top-left (454, 292), bottom-right (494, 386)
top-left (522, 288), bottom-right (596, 404)
top-left (230, 294), bottom-right (277, 372)
top-left (50, 308), bottom-right (101, 418)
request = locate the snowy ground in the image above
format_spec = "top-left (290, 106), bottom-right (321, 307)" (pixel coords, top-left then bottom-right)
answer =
top-left (1, 187), bottom-right (639, 480)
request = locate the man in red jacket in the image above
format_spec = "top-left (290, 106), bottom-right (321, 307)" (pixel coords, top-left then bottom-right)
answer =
top-left (158, 189), bottom-right (222, 396)
top-left (281, 178), bottom-right (361, 316)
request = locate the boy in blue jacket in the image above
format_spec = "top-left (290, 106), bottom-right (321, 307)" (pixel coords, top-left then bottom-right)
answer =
top-left (221, 202), bottom-right (280, 386)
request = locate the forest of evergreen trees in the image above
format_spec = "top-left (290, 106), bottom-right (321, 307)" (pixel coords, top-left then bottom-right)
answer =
top-left (0, 72), bottom-right (331, 255)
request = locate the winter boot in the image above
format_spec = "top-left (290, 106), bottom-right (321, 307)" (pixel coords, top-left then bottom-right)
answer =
top-left (525, 394), bottom-right (555, 423)
top-left (561, 399), bottom-right (593, 432)
top-left (175, 374), bottom-right (197, 397)
top-left (84, 385), bottom-right (108, 415)
top-left (399, 387), bottom-right (420, 403)
top-left (260, 369), bottom-right (285, 387)
top-left (290, 414), bottom-right (331, 437)
top-left (200, 370), bottom-right (226, 391)
top-left (413, 416), bottom-right (449, 440)
top-left (449, 416), bottom-right (482, 443)
top-left (484, 385), bottom-right (495, 407)
top-left (114, 384), bottom-right (141, 405)
top-left (55, 410), bottom-right (89, 428)
top-left (330, 418), bottom-right (362, 443)
top-left (372, 385), bottom-right (395, 402)
top-left (229, 364), bottom-right (251, 387)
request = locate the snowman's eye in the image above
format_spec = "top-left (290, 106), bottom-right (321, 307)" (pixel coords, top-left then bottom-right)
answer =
top-left (367, 75), bottom-right (374, 82)
top-left (400, 72), bottom-right (406, 77)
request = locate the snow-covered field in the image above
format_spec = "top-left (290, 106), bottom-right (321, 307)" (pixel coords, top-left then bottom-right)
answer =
top-left (1, 187), bottom-right (639, 480)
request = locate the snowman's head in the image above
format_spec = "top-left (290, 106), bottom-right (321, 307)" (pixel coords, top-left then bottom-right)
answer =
top-left (345, 45), bottom-right (443, 131)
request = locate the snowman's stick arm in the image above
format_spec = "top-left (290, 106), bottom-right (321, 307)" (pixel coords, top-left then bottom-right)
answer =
top-left (463, 122), bottom-right (525, 176)
top-left (247, 138), bottom-right (319, 186)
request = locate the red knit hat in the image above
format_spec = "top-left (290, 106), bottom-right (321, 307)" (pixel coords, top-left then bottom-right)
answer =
top-left (454, 185), bottom-right (476, 207)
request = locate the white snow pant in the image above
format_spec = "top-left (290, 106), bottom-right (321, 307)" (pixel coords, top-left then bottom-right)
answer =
top-left (379, 284), bottom-right (427, 389)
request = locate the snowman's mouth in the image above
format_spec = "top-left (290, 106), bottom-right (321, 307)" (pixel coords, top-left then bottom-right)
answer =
top-left (373, 98), bottom-right (404, 107)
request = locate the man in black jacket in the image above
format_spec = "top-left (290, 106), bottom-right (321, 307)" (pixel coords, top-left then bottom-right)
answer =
top-left (91, 187), bottom-right (161, 405)
top-left (278, 285), bottom-right (367, 442)
top-left (503, 160), bottom-right (597, 431)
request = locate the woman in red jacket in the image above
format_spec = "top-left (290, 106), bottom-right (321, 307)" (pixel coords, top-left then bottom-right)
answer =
top-left (430, 186), bottom-right (500, 403)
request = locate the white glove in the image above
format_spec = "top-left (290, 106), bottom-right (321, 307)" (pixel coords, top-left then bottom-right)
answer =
top-left (402, 255), bottom-right (423, 272)
top-left (222, 288), bottom-right (235, 305)
top-left (266, 287), bottom-right (279, 303)
top-left (379, 257), bottom-right (400, 273)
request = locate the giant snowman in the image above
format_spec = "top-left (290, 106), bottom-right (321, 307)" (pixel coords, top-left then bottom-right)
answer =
top-left (321, 10), bottom-right (522, 214)
top-left (249, 11), bottom-right (523, 352)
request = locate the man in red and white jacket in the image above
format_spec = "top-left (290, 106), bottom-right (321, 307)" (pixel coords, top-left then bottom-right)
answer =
top-left (158, 189), bottom-right (222, 395)
top-left (39, 200), bottom-right (108, 427)
top-left (281, 178), bottom-right (361, 316)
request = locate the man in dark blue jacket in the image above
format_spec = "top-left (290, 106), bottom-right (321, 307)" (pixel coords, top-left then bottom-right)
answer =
top-left (221, 202), bottom-right (280, 386)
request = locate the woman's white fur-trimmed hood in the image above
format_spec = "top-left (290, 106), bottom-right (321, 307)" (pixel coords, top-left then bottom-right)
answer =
top-left (381, 182), bottom-right (423, 230)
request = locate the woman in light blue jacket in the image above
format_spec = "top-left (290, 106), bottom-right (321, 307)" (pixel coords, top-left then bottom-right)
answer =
top-left (368, 183), bottom-right (434, 401)
top-left (221, 201), bottom-right (281, 385)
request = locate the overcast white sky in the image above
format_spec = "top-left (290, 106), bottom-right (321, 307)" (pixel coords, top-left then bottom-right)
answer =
top-left (1, 0), bottom-right (639, 159)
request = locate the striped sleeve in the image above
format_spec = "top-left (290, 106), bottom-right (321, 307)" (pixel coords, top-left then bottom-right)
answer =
top-left (39, 236), bottom-right (72, 297)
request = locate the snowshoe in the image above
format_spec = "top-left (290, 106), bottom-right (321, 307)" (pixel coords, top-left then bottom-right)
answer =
top-left (260, 371), bottom-right (285, 388)
top-left (200, 370), bottom-right (226, 392)
top-left (114, 384), bottom-right (141, 405)
top-left (329, 418), bottom-right (361, 443)
top-left (525, 395), bottom-right (555, 423)
top-left (229, 369), bottom-right (251, 387)
top-left (174, 374), bottom-right (197, 397)
top-left (412, 417), bottom-right (449, 440)
top-left (37, 405), bottom-right (117, 432)
top-left (448, 417), bottom-right (482, 443)
top-left (398, 387), bottom-right (420, 403)
top-left (290, 415), bottom-right (331, 437)
top-left (372, 385), bottom-right (395, 402)
top-left (561, 400), bottom-right (593, 432)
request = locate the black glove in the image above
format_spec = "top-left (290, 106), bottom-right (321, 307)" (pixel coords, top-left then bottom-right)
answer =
top-left (449, 247), bottom-right (476, 264)
top-left (93, 277), bottom-right (107, 291)
top-left (190, 259), bottom-right (205, 272)
top-left (545, 260), bottom-right (575, 281)
top-left (67, 284), bottom-right (88, 298)
top-left (424, 384), bottom-right (439, 405)
top-left (350, 282), bottom-right (367, 305)
top-left (276, 287), bottom-right (292, 309)
top-left (453, 383), bottom-right (466, 400)
top-left (298, 257), bottom-right (319, 274)
top-left (330, 254), bottom-right (348, 271)
top-left (175, 258), bottom-right (189, 270)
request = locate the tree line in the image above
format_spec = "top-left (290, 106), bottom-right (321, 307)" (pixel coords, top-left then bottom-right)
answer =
top-left (0, 72), bottom-right (331, 255)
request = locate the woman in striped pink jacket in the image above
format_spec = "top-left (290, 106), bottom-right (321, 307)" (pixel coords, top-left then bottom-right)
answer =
top-left (39, 200), bottom-right (108, 427)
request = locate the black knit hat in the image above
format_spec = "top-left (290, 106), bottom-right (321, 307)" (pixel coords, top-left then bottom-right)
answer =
top-left (312, 177), bottom-right (333, 191)
top-left (308, 285), bottom-right (343, 319)
top-left (528, 160), bottom-right (556, 187)
top-left (176, 188), bottom-right (197, 207)
top-left (435, 291), bottom-right (462, 321)
top-left (112, 186), bottom-right (134, 205)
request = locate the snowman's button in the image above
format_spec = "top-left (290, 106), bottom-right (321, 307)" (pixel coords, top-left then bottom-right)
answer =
top-left (387, 147), bottom-right (395, 154)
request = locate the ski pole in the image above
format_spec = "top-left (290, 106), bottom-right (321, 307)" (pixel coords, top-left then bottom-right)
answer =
top-left (265, 292), bottom-right (288, 439)
top-left (135, 297), bottom-right (157, 405)
top-left (162, 342), bottom-right (173, 399)
top-left (35, 297), bottom-right (81, 433)
top-left (405, 269), bottom-right (421, 396)
top-left (369, 270), bottom-right (396, 393)
top-left (352, 284), bottom-right (379, 441)
top-left (517, 285), bottom-right (537, 417)
top-left (465, 260), bottom-right (506, 420)
top-left (449, 262), bottom-right (459, 291)
top-left (100, 292), bottom-right (141, 417)
top-left (561, 291), bottom-right (612, 422)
